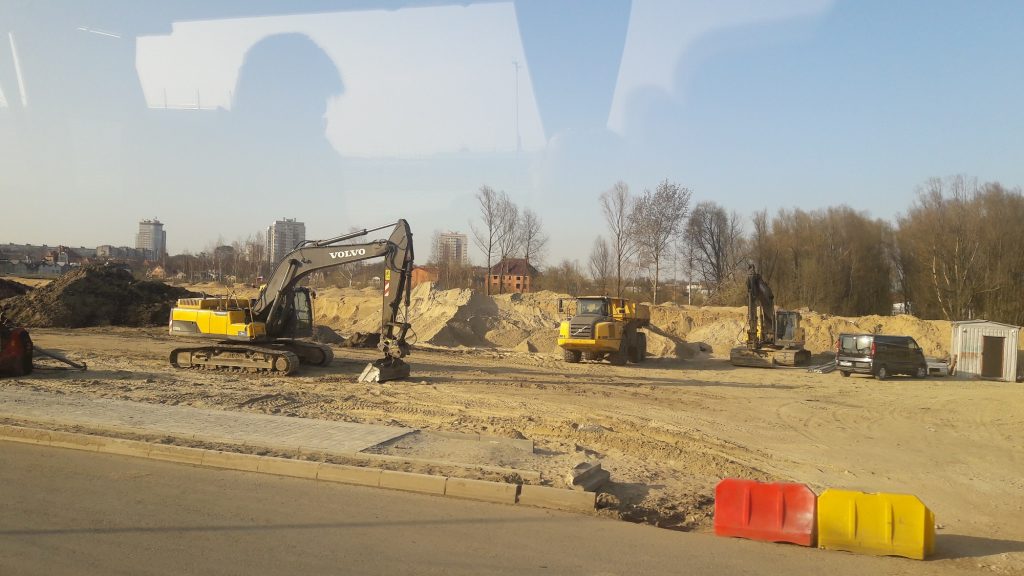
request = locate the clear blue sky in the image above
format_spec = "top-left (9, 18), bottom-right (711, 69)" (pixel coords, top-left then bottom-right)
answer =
top-left (0, 0), bottom-right (1021, 267)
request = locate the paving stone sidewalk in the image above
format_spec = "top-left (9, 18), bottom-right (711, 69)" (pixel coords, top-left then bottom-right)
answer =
top-left (0, 388), bottom-right (414, 455)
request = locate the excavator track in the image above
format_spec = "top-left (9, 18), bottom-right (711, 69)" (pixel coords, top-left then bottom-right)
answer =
top-left (269, 340), bottom-right (334, 366)
top-left (169, 344), bottom-right (301, 375)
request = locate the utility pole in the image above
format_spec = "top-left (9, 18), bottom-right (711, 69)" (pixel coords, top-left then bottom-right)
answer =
top-left (513, 60), bottom-right (521, 153)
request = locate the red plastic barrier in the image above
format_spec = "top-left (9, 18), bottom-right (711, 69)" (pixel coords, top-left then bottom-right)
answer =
top-left (714, 479), bottom-right (817, 546)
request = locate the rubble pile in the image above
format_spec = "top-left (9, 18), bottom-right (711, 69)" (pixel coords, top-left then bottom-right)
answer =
top-left (1, 266), bottom-right (197, 328)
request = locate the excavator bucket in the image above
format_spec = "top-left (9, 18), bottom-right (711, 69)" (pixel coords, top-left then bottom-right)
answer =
top-left (729, 346), bottom-right (776, 368)
top-left (358, 357), bottom-right (411, 383)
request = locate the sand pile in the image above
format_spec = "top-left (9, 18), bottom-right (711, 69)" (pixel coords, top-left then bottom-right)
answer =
top-left (1, 266), bottom-right (197, 328)
top-left (307, 284), bottom-right (952, 359)
top-left (0, 278), bottom-right (31, 301)
top-left (312, 284), bottom-right (564, 351)
top-left (649, 303), bottom-right (951, 359)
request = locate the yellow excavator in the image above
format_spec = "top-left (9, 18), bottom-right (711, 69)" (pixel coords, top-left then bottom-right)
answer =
top-left (729, 266), bottom-right (810, 368)
top-left (168, 220), bottom-right (414, 382)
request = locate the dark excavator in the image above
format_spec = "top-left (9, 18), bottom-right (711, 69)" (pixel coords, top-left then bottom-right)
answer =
top-left (168, 219), bottom-right (414, 382)
top-left (0, 312), bottom-right (33, 377)
top-left (729, 266), bottom-right (811, 368)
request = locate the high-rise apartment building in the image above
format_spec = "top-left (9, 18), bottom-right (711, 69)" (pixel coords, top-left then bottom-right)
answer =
top-left (135, 218), bottom-right (166, 260)
top-left (266, 218), bottom-right (306, 264)
top-left (435, 231), bottom-right (469, 265)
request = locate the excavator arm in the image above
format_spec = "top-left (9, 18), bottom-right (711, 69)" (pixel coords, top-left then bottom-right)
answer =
top-left (253, 220), bottom-right (414, 344)
top-left (744, 268), bottom-right (775, 349)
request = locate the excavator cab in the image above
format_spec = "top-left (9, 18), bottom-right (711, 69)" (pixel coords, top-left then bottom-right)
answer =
top-left (774, 310), bottom-right (804, 346)
top-left (270, 287), bottom-right (314, 339)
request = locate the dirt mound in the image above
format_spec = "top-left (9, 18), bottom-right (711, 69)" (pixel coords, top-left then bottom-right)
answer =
top-left (0, 265), bottom-right (197, 328)
top-left (308, 284), bottom-right (952, 359)
top-left (339, 332), bottom-right (381, 348)
top-left (310, 325), bottom-right (345, 345)
top-left (0, 278), bottom-right (31, 301)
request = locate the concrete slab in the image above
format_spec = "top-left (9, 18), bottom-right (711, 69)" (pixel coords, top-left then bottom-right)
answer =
top-left (0, 388), bottom-right (414, 454)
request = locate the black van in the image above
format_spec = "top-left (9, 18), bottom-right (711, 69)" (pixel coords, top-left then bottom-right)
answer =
top-left (835, 333), bottom-right (928, 379)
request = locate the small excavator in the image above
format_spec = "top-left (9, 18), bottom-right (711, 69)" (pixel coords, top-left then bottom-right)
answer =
top-left (0, 311), bottom-right (33, 377)
top-left (168, 219), bottom-right (414, 382)
top-left (729, 266), bottom-right (810, 368)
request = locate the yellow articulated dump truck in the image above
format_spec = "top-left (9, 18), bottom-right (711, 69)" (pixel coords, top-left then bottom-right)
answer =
top-left (557, 296), bottom-right (650, 365)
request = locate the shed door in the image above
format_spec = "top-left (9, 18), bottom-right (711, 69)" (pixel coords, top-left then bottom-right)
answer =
top-left (982, 336), bottom-right (1005, 379)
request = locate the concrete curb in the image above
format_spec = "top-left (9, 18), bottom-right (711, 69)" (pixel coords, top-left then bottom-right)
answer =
top-left (0, 425), bottom-right (595, 514)
top-left (446, 477), bottom-right (520, 504)
top-left (519, 484), bottom-right (598, 512)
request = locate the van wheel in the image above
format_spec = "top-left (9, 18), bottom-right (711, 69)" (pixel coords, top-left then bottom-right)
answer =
top-left (875, 365), bottom-right (888, 380)
top-left (839, 370), bottom-right (850, 377)
top-left (562, 349), bottom-right (582, 363)
top-left (915, 364), bottom-right (928, 378)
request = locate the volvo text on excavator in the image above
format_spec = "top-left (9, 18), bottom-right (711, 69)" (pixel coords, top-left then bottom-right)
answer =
top-left (168, 220), bottom-right (414, 382)
top-left (729, 266), bottom-right (811, 368)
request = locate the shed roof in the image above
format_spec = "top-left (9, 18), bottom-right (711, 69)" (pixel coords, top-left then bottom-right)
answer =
top-left (951, 319), bottom-right (1022, 330)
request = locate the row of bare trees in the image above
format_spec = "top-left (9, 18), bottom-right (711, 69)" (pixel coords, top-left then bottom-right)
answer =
top-left (578, 175), bottom-right (1024, 324)
top-left (469, 186), bottom-right (549, 294)
top-left (896, 176), bottom-right (1024, 325)
top-left (589, 179), bottom-right (692, 304)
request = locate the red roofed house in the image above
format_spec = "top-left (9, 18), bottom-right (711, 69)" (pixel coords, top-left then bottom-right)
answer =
top-left (489, 258), bottom-right (539, 294)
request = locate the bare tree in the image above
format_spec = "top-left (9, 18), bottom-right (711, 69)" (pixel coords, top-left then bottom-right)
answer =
top-left (630, 179), bottom-right (691, 304)
top-left (685, 201), bottom-right (745, 295)
top-left (749, 210), bottom-right (775, 282)
top-left (470, 185), bottom-right (503, 295)
top-left (494, 196), bottom-right (520, 294)
top-left (519, 208), bottom-right (549, 269)
top-left (588, 236), bottom-right (612, 295)
top-left (600, 181), bottom-right (636, 298)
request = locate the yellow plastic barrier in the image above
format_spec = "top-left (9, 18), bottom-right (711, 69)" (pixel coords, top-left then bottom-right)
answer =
top-left (817, 489), bottom-right (935, 560)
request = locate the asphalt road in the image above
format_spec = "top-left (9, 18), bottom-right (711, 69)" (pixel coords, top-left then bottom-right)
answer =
top-left (0, 441), bottom-right (967, 576)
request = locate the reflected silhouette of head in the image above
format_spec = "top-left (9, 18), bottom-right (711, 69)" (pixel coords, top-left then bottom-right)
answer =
top-left (231, 33), bottom-right (343, 140)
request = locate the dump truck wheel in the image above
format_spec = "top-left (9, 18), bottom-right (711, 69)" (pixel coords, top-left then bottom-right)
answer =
top-left (582, 351), bottom-right (602, 362)
top-left (638, 333), bottom-right (647, 363)
top-left (563, 349), bottom-right (582, 363)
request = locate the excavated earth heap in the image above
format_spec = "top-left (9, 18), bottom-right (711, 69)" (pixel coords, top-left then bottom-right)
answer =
top-left (0, 278), bottom-right (31, 301)
top-left (0, 266), bottom-right (197, 328)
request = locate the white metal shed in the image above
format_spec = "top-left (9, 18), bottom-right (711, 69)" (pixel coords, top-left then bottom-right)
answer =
top-left (950, 320), bottom-right (1021, 382)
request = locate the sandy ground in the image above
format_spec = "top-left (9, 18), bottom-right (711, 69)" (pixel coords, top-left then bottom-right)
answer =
top-left (5, 324), bottom-right (1022, 574)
